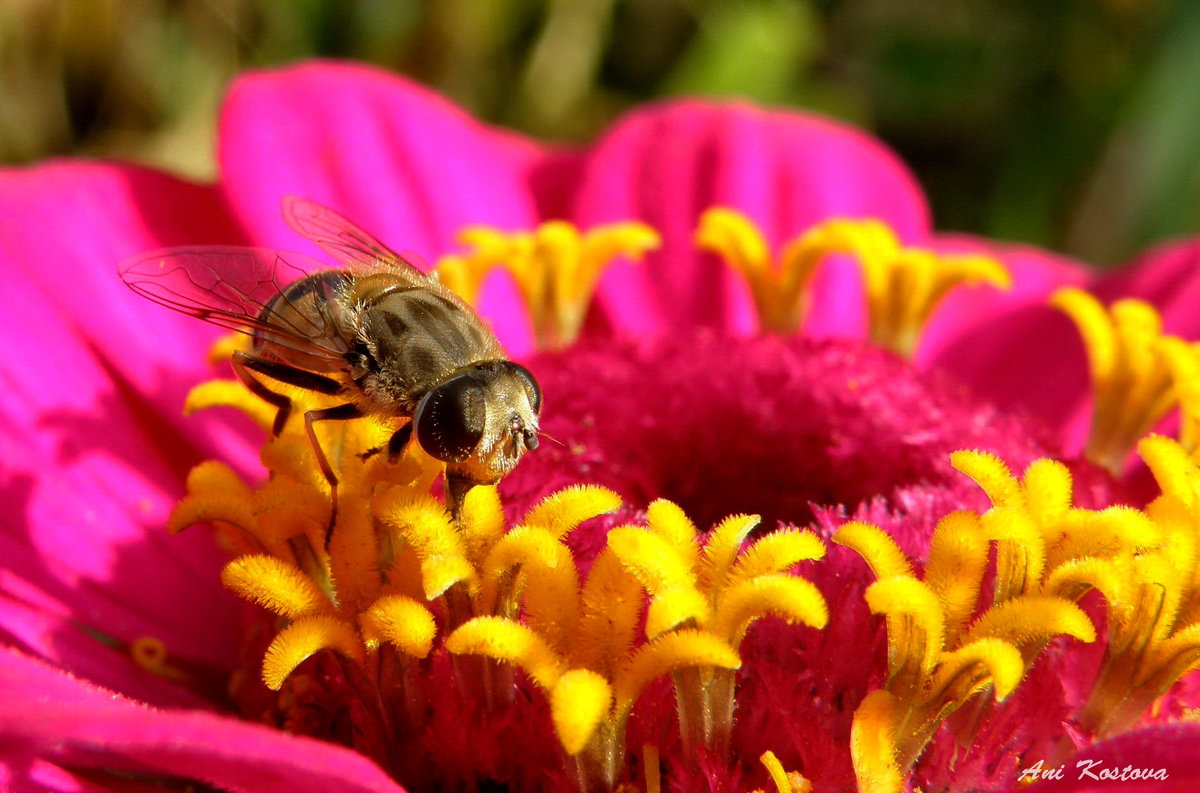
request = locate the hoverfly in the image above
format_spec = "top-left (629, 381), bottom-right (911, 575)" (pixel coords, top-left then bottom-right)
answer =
top-left (120, 196), bottom-right (541, 539)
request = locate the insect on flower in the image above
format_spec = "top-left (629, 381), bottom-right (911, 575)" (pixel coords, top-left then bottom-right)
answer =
top-left (119, 197), bottom-right (542, 538)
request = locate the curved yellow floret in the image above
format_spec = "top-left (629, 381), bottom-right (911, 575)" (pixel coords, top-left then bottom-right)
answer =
top-left (439, 220), bottom-right (660, 350)
top-left (697, 207), bottom-right (1009, 355)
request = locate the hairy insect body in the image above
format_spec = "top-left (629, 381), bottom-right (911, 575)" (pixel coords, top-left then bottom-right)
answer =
top-left (346, 275), bottom-right (501, 415)
top-left (121, 196), bottom-right (542, 529)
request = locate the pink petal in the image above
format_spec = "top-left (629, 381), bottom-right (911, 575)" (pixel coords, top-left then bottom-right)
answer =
top-left (1093, 238), bottom-right (1200, 338)
top-left (0, 590), bottom-right (213, 710)
top-left (0, 756), bottom-right (142, 793)
top-left (929, 236), bottom-right (1200, 456)
top-left (0, 257), bottom-right (241, 681)
top-left (1026, 723), bottom-right (1200, 792)
top-left (0, 648), bottom-right (405, 793)
top-left (571, 99), bottom-right (931, 339)
top-left (0, 161), bottom-right (258, 469)
top-left (924, 235), bottom-right (1092, 450)
top-left (218, 61), bottom-right (562, 355)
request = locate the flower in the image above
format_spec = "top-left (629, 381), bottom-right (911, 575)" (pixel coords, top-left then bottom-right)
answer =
top-left (3, 60), bottom-right (1200, 793)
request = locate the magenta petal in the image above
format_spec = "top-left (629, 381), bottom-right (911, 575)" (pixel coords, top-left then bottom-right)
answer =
top-left (0, 256), bottom-right (241, 682)
top-left (571, 99), bottom-right (931, 338)
top-left (1026, 724), bottom-right (1200, 792)
top-left (218, 61), bottom-right (556, 354)
top-left (1093, 238), bottom-right (1200, 337)
top-left (0, 648), bottom-right (405, 793)
top-left (0, 756), bottom-right (135, 793)
top-left (924, 235), bottom-right (1093, 448)
top-left (0, 161), bottom-right (257, 469)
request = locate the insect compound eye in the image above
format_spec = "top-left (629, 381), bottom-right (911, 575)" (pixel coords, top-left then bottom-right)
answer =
top-left (500, 361), bottom-right (542, 416)
top-left (413, 374), bottom-right (486, 463)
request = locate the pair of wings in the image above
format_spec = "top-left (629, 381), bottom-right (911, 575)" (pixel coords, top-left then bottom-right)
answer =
top-left (119, 197), bottom-right (434, 364)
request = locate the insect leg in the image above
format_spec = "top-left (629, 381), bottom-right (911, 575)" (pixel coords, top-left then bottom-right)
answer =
top-left (356, 422), bottom-right (411, 462)
top-left (303, 402), bottom-right (365, 547)
top-left (231, 351), bottom-right (344, 435)
top-left (387, 422), bottom-right (413, 463)
top-left (445, 473), bottom-right (476, 525)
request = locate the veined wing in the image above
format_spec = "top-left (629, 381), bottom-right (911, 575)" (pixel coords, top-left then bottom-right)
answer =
top-left (282, 195), bottom-right (431, 282)
top-left (119, 246), bottom-right (351, 365)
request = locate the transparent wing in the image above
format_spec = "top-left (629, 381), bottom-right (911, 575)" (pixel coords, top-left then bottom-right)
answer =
top-left (119, 246), bottom-right (351, 364)
top-left (282, 195), bottom-right (431, 282)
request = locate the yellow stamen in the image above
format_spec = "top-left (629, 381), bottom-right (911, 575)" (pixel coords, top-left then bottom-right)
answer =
top-left (923, 511), bottom-right (987, 643)
top-left (262, 615), bottom-right (363, 690)
top-left (697, 208), bottom-right (1009, 355)
top-left (831, 521), bottom-right (914, 580)
top-left (551, 669), bottom-right (613, 755)
top-left (458, 485), bottom-right (506, 566)
top-left (607, 510), bottom-right (827, 759)
top-left (608, 527), bottom-right (699, 594)
top-left (433, 251), bottom-right (496, 307)
top-left (1051, 287), bottom-right (1182, 472)
top-left (359, 595), bottom-right (437, 658)
top-left (646, 499), bottom-right (701, 569)
top-left (963, 595), bottom-right (1095, 649)
top-left (521, 484), bottom-right (623, 539)
top-left (440, 220), bottom-right (660, 350)
top-left (948, 449), bottom-right (1023, 508)
top-left (726, 528), bottom-right (825, 587)
top-left (206, 332), bottom-right (250, 365)
top-left (576, 547), bottom-right (645, 677)
top-left (374, 492), bottom-right (477, 599)
top-left (709, 574), bottom-right (828, 645)
top-left (839, 452), bottom-right (1123, 789)
top-left (929, 638), bottom-right (1024, 705)
top-left (613, 630), bottom-right (740, 718)
top-left (221, 555), bottom-right (329, 619)
top-left (445, 616), bottom-right (566, 690)
top-left (697, 513), bottom-right (762, 595)
top-left (644, 587), bottom-right (710, 639)
top-left (864, 576), bottom-right (945, 700)
top-left (1159, 336), bottom-right (1200, 454)
top-left (1074, 434), bottom-right (1200, 740)
top-left (758, 750), bottom-right (813, 793)
top-left (850, 690), bottom-right (903, 793)
top-left (184, 379), bottom-right (275, 431)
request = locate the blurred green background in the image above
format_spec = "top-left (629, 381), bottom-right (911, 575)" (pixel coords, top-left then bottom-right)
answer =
top-left (2, 0), bottom-right (1197, 265)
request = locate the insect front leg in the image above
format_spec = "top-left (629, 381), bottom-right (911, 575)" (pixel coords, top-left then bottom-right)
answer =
top-left (304, 402), bottom-right (365, 547)
top-left (230, 352), bottom-right (358, 546)
top-left (357, 421), bottom-right (412, 463)
top-left (445, 473), bottom-right (477, 526)
top-left (231, 351), bottom-right (344, 435)
top-left (387, 422), bottom-right (413, 463)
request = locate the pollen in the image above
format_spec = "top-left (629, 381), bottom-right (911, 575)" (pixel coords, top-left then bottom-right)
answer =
top-left (1050, 287), bottom-right (1199, 472)
top-left (696, 208), bottom-right (1010, 355)
top-left (437, 219), bottom-right (660, 350)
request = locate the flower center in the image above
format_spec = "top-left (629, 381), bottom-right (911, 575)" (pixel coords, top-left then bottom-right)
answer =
top-left (505, 331), bottom-right (1053, 534)
top-left (152, 204), bottom-right (1200, 793)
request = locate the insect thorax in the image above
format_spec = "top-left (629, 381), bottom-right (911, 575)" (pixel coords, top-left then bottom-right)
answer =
top-left (349, 281), bottom-right (503, 415)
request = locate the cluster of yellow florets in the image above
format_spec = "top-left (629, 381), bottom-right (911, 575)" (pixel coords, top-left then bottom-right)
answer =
top-left (167, 211), bottom-right (1200, 793)
top-left (838, 442), bottom-right (1200, 789)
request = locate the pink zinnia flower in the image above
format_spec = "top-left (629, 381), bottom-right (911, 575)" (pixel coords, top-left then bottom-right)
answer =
top-left (3, 61), bottom-right (1200, 793)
